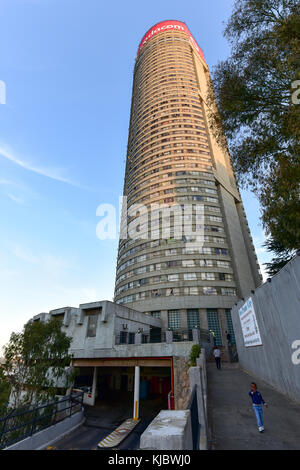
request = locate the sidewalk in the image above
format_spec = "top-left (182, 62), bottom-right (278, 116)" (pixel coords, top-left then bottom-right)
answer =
top-left (207, 363), bottom-right (300, 450)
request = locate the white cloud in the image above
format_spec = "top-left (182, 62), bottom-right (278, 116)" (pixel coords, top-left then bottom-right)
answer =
top-left (0, 144), bottom-right (82, 187)
top-left (7, 193), bottom-right (24, 204)
top-left (0, 179), bottom-right (12, 185)
top-left (10, 243), bottom-right (74, 276)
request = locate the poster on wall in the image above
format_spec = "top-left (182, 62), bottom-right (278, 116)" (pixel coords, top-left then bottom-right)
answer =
top-left (239, 297), bottom-right (262, 347)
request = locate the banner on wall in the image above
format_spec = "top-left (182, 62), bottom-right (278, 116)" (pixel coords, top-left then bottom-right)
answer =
top-left (239, 297), bottom-right (262, 347)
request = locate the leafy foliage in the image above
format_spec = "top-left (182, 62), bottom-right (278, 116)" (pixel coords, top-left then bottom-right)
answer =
top-left (0, 367), bottom-right (11, 415)
top-left (207, 0), bottom-right (300, 266)
top-left (189, 344), bottom-right (201, 367)
top-left (2, 318), bottom-right (74, 408)
top-left (263, 236), bottom-right (296, 275)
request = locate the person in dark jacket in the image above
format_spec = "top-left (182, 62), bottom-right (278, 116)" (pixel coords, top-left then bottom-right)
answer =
top-left (249, 382), bottom-right (268, 432)
top-left (225, 330), bottom-right (231, 344)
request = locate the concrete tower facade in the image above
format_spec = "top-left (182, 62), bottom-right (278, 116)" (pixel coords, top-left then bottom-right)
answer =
top-left (114, 21), bottom-right (262, 348)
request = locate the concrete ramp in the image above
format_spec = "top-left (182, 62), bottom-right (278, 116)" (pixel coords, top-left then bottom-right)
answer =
top-left (97, 418), bottom-right (140, 448)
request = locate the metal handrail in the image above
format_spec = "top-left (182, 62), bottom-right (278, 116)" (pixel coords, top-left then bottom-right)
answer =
top-left (0, 390), bottom-right (83, 450)
top-left (187, 385), bottom-right (200, 450)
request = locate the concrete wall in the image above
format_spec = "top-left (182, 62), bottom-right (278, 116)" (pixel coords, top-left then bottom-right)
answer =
top-left (231, 256), bottom-right (300, 402)
top-left (140, 410), bottom-right (193, 450)
top-left (190, 349), bottom-right (208, 450)
top-left (4, 410), bottom-right (84, 450)
top-left (71, 341), bottom-right (197, 360)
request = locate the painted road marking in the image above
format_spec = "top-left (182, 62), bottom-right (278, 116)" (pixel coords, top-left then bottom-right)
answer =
top-left (97, 418), bottom-right (140, 448)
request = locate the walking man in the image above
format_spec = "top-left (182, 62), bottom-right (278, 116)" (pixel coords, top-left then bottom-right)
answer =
top-left (249, 382), bottom-right (268, 432)
top-left (213, 346), bottom-right (221, 369)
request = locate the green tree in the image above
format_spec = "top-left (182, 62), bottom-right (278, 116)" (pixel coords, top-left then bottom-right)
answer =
top-left (207, 0), bottom-right (300, 273)
top-left (0, 367), bottom-right (11, 415)
top-left (3, 318), bottom-right (74, 408)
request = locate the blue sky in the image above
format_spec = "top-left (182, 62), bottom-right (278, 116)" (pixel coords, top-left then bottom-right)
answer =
top-left (0, 0), bottom-right (272, 352)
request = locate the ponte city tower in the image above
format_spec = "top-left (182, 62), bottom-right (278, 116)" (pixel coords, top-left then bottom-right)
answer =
top-left (114, 20), bottom-right (262, 348)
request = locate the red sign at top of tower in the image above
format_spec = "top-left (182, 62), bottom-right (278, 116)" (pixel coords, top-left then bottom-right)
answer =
top-left (137, 20), bottom-right (205, 62)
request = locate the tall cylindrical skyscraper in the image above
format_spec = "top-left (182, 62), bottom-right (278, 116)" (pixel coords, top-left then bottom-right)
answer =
top-left (114, 21), bottom-right (262, 349)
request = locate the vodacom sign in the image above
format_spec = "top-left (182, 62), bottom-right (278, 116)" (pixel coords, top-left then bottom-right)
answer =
top-left (137, 20), bottom-right (205, 62)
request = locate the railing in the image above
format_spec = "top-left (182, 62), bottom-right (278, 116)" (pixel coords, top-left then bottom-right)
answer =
top-left (115, 328), bottom-right (210, 345)
top-left (171, 329), bottom-right (193, 342)
top-left (187, 385), bottom-right (200, 450)
top-left (199, 328), bottom-right (211, 343)
top-left (0, 390), bottom-right (83, 450)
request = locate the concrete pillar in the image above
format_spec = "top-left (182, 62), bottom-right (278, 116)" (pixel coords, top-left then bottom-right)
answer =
top-left (166, 330), bottom-right (173, 343)
top-left (135, 332), bottom-right (142, 344)
top-left (192, 328), bottom-right (201, 344)
top-left (218, 308), bottom-right (228, 345)
top-left (199, 309), bottom-right (208, 329)
top-left (91, 366), bottom-right (98, 406)
top-left (160, 310), bottom-right (168, 330)
top-left (133, 366), bottom-right (140, 421)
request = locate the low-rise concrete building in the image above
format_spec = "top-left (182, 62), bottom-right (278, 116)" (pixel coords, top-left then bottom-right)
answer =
top-left (31, 300), bottom-right (212, 417)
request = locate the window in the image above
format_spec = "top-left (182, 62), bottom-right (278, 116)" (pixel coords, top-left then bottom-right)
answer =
top-left (184, 273), bottom-right (197, 280)
top-left (187, 309), bottom-right (200, 330)
top-left (86, 310), bottom-right (100, 338)
top-left (207, 309), bottom-right (222, 346)
top-left (168, 310), bottom-right (181, 330)
top-left (203, 287), bottom-right (218, 295)
top-left (129, 332), bottom-right (135, 344)
top-left (151, 289), bottom-right (162, 297)
top-left (167, 287), bottom-right (179, 296)
top-left (217, 261), bottom-right (230, 268)
top-left (136, 266), bottom-right (147, 274)
top-left (201, 272), bottom-right (215, 281)
top-left (151, 311), bottom-right (161, 318)
top-left (221, 288), bottom-right (236, 296)
top-left (182, 259), bottom-right (195, 267)
top-left (184, 287), bottom-right (199, 295)
top-left (167, 274), bottom-right (179, 282)
top-left (167, 260), bottom-right (179, 268)
top-left (120, 331), bottom-right (128, 344)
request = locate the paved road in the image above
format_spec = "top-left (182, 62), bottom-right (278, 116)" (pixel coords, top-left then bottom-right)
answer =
top-left (46, 418), bottom-right (153, 450)
top-left (207, 363), bottom-right (300, 450)
top-left (47, 396), bottom-right (162, 450)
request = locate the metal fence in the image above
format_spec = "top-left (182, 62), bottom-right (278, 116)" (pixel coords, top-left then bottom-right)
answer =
top-left (187, 385), bottom-right (200, 450)
top-left (115, 331), bottom-right (167, 345)
top-left (0, 390), bottom-right (83, 450)
top-left (115, 328), bottom-right (210, 345)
